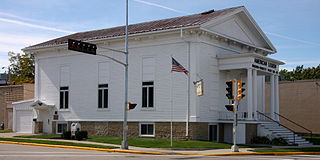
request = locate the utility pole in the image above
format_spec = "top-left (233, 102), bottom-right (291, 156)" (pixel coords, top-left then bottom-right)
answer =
top-left (121, 0), bottom-right (129, 150)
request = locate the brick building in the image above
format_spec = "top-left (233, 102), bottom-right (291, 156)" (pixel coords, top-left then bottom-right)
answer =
top-left (0, 84), bottom-right (34, 130)
top-left (266, 79), bottom-right (320, 135)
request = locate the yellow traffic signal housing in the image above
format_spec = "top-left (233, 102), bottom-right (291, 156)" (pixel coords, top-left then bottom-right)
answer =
top-left (236, 80), bottom-right (245, 100)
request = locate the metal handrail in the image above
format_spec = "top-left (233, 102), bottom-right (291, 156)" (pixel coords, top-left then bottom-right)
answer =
top-left (256, 111), bottom-right (296, 144)
top-left (274, 112), bottom-right (313, 141)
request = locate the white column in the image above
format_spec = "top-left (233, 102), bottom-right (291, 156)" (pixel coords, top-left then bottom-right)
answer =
top-left (34, 57), bottom-right (39, 100)
top-left (253, 69), bottom-right (258, 120)
top-left (275, 75), bottom-right (280, 121)
top-left (247, 68), bottom-right (253, 120)
top-left (261, 75), bottom-right (266, 115)
top-left (270, 74), bottom-right (275, 119)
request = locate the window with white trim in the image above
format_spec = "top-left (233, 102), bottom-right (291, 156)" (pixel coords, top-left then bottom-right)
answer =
top-left (98, 84), bottom-right (108, 109)
top-left (142, 81), bottom-right (154, 108)
top-left (59, 86), bottom-right (69, 109)
top-left (57, 123), bottom-right (68, 134)
top-left (140, 123), bottom-right (154, 137)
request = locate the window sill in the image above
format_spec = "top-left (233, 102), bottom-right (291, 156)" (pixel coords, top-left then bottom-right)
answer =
top-left (141, 107), bottom-right (155, 111)
top-left (59, 109), bottom-right (70, 112)
top-left (97, 108), bottom-right (110, 111)
top-left (139, 135), bottom-right (155, 138)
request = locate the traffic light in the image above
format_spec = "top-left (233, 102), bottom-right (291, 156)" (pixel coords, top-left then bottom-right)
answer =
top-left (68, 39), bottom-right (97, 55)
top-left (225, 104), bottom-right (234, 112)
top-left (226, 81), bottom-right (234, 100)
top-left (236, 81), bottom-right (245, 100)
top-left (127, 102), bottom-right (137, 110)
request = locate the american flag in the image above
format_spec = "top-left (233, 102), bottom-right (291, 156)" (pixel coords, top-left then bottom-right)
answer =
top-left (171, 57), bottom-right (189, 75)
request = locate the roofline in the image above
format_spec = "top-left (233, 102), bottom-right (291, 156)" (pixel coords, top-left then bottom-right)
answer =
top-left (241, 7), bottom-right (277, 53)
top-left (217, 52), bottom-right (285, 65)
top-left (12, 99), bottom-right (34, 105)
top-left (22, 25), bottom-right (199, 52)
top-left (200, 27), bottom-right (275, 54)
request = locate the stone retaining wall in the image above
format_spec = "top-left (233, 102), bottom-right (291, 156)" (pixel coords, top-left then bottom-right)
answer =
top-left (59, 121), bottom-right (209, 141)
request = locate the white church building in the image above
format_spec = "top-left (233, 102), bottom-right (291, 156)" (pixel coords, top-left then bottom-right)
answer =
top-left (13, 6), bottom-right (296, 144)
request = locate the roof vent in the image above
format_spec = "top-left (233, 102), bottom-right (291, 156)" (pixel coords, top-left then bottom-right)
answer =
top-left (201, 9), bottom-right (215, 15)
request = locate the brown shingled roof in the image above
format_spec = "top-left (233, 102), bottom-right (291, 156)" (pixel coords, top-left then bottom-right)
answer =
top-left (24, 6), bottom-right (242, 50)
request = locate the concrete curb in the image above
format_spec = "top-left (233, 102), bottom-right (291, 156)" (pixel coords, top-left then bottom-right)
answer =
top-left (1, 140), bottom-right (320, 156)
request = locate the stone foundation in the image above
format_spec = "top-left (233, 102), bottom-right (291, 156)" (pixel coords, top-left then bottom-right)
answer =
top-left (34, 121), bottom-right (43, 134)
top-left (77, 121), bottom-right (209, 141)
top-left (52, 121), bottom-right (210, 140)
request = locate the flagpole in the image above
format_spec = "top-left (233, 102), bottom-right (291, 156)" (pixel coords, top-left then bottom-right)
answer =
top-left (170, 56), bottom-right (173, 147)
top-left (186, 42), bottom-right (190, 138)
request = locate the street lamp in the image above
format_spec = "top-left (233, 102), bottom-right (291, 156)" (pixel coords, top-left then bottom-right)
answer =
top-left (67, 0), bottom-right (130, 149)
top-left (121, 0), bottom-right (129, 150)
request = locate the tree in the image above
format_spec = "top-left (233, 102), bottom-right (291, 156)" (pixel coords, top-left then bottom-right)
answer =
top-left (8, 51), bottom-right (35, 84)
top-left (280, 65), bottom-right (320, 81)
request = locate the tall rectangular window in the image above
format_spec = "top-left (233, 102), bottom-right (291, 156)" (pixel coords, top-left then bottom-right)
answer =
top-left (142, 81), bottom-right (154, 108)
top-left (98, 84), bottom-right (108, 109)
top-left (60, 86), bottom-right (69, 109)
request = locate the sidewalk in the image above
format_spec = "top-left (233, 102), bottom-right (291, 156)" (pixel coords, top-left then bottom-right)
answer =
top-left (0, 133), bottom-right (255, 154)
top-left (0, 133), bottom-right (319, 156)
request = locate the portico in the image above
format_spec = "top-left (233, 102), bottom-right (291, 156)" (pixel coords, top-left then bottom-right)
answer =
top-left (217, 53), bottom-right (284, 121)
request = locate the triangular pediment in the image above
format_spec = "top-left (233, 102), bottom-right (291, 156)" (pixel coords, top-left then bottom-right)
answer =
top-left (208, 18), bottom-right (254, 44)
top-left (201, 8), bottom-right (276, 52)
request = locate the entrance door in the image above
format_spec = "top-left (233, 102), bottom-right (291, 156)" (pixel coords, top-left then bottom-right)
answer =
top-left (209, 125), bottom-right (218, 142)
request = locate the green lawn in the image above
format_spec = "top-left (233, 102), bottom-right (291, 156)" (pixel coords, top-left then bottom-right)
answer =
top-left (0, 137), bottom-right (116, 149)
top-left (88, 136), bottom-right (236, 149)
top-left (253, 147), bottom-right (320, 152)
top-left (15, 134), bottom-right (60, 139)
top-left (15, 134), bottom-right (264, 149)
top-left (0, 130), bottom-right (12, 133)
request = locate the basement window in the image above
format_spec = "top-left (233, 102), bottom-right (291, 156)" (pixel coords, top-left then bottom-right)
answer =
top-left (140, 123), bottom-right (155, 137)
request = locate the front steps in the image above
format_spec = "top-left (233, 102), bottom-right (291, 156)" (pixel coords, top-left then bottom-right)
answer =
top-left (260, 123), bottom-right (311, 145)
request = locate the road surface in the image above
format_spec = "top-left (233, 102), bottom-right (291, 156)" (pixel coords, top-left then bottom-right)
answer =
top-left (0, 143), bottom-right (319, 160)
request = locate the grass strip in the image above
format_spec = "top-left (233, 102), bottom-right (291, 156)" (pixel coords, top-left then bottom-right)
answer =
top-left (304, 136), bottom-right (320, 145)
top-left (87, 136), bottom-right (264, 149)
top-left (0, 130), bottom-right (12, 133)
top-left (16, 135), bottom-right (266, 149)
top-left (253, 147), bottom-right (320, 152)
top-left (0, 137), bottom-right (116, 149)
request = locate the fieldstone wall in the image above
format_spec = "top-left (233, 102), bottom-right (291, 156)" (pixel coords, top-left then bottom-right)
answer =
top-left (80, 122), bottom-right (139, 137)
top-left (189, 122), bottom-right (209, 140)
top-left (52, 121), bottom-right (56, 134)
top-left (34, 121), bottom-right (43, 134)
top-left (77, 121), bottom-right (209, 140)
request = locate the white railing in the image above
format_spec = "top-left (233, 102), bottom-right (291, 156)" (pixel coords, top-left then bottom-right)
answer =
top-left (218, 111), bottom-right (272, 121)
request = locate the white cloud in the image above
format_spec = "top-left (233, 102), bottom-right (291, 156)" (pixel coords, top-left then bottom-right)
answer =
top-left (265, 32), bottom-right (320, 47)
top-left (0, 17), bottom-right (75, 34)
top-left (0, 33), bottom-right (53, 47)
top-left (0, 11), bottom-right (43, 23)
top-left (133, 0), bottom-right (191, 14)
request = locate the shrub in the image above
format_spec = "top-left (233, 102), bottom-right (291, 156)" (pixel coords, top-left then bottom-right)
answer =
top-left (251, 136), bottom-right (271, 144)
top-left (271, 137), bottom-right (288, 146)
top-left (61, 131), bottom-right (71, 140)
top-left (75, 131), bottom-right (88, 141)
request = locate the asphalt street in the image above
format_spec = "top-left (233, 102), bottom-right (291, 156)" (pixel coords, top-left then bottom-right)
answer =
top-left (0, 143), bottom-right (320, 160)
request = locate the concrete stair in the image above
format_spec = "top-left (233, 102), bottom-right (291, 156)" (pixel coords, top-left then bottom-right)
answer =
top-left (260, 123), bottom-right (311, 145)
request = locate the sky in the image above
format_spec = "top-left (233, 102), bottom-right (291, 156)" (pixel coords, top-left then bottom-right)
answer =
top-left (0, 0), bottom-right (319, 72)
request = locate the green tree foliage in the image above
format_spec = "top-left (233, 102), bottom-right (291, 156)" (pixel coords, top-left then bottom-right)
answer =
top-left (8, 51), bottom-right (35, 84)
top-left (280, 65), bottom-right (320, 81)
